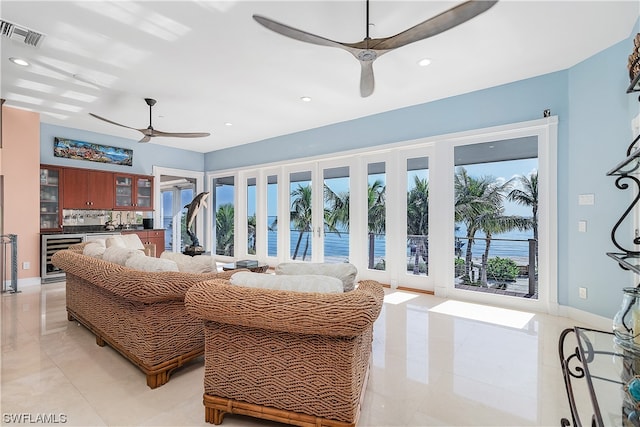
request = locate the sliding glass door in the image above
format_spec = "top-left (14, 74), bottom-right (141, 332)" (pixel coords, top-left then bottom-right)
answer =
top-left (323, 164), bottom-right (350, 263)
top-left (453, 138), bottom-right (539, 299)
top-left (160, 178), bottom-right (195, 252)
top-left (282, 161), bottom-right (352, 263)
top-left (200, 117), bottom-right (555, 310)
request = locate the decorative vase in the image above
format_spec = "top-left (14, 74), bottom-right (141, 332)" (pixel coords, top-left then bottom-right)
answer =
top-left (614, 287), bottom-right (640, 354)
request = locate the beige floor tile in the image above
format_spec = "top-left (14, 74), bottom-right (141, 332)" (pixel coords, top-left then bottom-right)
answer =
top-left (1, 283), bottom-right (599, 426)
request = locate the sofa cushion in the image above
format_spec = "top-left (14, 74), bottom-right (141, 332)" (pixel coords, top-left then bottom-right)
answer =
top-left (102, 246), bottom-right (145, 266)
top-left (121, 234), bottom-right (145, 250)
top-left (275, 262), bottom-right (357, 292)
top-left (160, 252), bottom-right (217, 273)
top-left (83, 242), bottom-right (106, 258)
top-left (230, 271), bottom-right (343, 293)
top-left (85, 238), bottom-right (106, 247)
top-left (125, 255), bottom-right (179, 272)
top-left (106, 234), bottom-right (145, 250)
top-left (106, 236), bottom-right (126, 248)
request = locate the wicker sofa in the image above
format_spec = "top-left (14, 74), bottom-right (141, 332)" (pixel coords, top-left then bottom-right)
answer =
top-left (185, 278), bottom-right (385, 427)
top-left (51, 245), bottom-right (235, 389)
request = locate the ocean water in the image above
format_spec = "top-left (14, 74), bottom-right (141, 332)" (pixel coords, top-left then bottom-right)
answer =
top-left (269, 227), bottom-right (533, 264)
top-left (268, 230), bottom-right (386, 261)
top-left (168, 213), bottom-right (533, 264)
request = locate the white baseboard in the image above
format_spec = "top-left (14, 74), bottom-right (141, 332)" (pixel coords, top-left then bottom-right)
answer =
top-left (564, 306), bottom-right (612, 331)
top-left (2, 277), bottom-right (42, 293)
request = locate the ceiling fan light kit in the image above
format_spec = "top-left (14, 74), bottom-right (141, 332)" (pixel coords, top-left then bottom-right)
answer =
top-left (253, 0), bottom-right (498, 97)
top-left (89, 98), bottom-right (210, 143)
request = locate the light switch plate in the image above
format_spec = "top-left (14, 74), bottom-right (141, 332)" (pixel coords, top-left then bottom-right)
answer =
top-left (578, 221), bottom-right (587, 232)
top-left (578, 194), bottom-right (594, 205)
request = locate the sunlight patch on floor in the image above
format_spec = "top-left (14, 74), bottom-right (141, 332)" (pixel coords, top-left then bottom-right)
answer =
top-left (429, 299), bottom-right (535, 329)
top-left (383, 291), bottom-right (420, 305)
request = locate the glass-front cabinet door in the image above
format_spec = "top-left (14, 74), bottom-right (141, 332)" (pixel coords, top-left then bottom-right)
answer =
top-left (40, 166), bottom-right (62, 231)
top-left (114, 174), bottom-right (153, 210)
top-left (136, 176), bottom-right (153, 209)
top-left (114, 175), bottom-right (134, 208)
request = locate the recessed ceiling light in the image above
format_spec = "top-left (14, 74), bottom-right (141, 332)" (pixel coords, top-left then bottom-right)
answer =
top-left (9, 57), bottom-right (29, 67)
top-left (300, 96), bottom-right (312, 102)
top-left (417, 58), bottom-right (431, 67)
top-left (224, 122), bottom-right (233, 127)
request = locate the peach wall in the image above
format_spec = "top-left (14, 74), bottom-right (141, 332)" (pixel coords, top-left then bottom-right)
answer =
top-left (1, 105), bottom-right (40, 282)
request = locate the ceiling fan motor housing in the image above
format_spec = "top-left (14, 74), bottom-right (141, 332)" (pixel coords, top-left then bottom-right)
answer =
top-left (358, 50), bottom-right (377, 61)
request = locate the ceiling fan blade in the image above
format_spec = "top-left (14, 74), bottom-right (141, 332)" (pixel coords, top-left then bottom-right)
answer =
top-left (253, 14), bottom-right (347, 50)
top-left (360, 60), bottom-right (375, 98)
top-left (369, 0), bottom-right (498, 51)
top-left (151, 130), bottom-right (211, 138)
top-left (139, 135), bottom-right (152, 143)
top-left (89, 113), bottom-right (138, 131)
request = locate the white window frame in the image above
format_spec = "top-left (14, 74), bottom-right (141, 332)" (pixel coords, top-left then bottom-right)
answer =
top-left (204, 117), bottom-right (558, 313)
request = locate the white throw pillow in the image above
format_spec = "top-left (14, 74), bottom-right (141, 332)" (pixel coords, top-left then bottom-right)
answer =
top-left (230, 271), bottom-right (343, 294)
top-left (85, 238), bottom-right (106, 247)
top-left (102, 246), bottom-right (145, 266)
top-left (83, 242), bottom-right (106, 258)
top-left (160, 252), bottom-right (217, 273)
top-left (275, 262), bottom-right (357, 292)
top-left (106, 236), bottom-right (126, 248)
top-left (120, 234), bottom-right (145, 250)
top-left (125, 255), bottom-right (179, 272)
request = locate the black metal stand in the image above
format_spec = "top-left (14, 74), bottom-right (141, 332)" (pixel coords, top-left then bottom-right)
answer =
top-left (559, 327), bottom-right (630, 427)
top-left (1, 234), bottom-right (18, 293)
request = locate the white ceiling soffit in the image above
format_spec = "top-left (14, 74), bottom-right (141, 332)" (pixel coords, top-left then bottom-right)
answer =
top-left (0, 1), bottom-right (638, 154)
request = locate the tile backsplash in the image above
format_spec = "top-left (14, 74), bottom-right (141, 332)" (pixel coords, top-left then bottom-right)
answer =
top-left (62, 210), bottom-right (149, 228)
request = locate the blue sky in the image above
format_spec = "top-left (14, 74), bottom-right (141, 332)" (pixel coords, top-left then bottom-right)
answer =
top-left (460, 158), bottom-right (538, 217)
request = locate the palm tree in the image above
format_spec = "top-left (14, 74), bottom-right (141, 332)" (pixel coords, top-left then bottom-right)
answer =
top-left (247, 214), bottom-right (256, 254)
top-left (507, 172), bottom-right (539, 267)
top-left (407, 176), bottom-right (429, 274)
top-left (454, 167), bottom-right (508, 281)
top-left (215, 203), bottom-right (235, 256)
top-left (324, 185), bottom-right (349, 235)
top-left (368, 180), bottom-right (386, 269)
top-left (290, 184), bottom-right (312, 260)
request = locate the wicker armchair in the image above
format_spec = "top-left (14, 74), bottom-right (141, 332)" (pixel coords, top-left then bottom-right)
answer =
top-left (185, 279), bottom-right (384, 427)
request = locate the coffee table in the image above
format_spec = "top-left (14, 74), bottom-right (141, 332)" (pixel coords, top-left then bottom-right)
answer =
top-left (222, 262), bottom-right (269, 273)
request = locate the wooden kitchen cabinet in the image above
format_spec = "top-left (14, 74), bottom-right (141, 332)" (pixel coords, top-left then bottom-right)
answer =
top-left (122, 229), bottom-right (164, 257)
top-left (63, 168), bottom-right (114, 209)
top-left (114, 174), bottom-right (153, 211)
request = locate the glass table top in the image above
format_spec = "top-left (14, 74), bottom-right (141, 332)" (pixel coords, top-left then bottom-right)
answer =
top-left (574, 327), bottom-right (638, 426)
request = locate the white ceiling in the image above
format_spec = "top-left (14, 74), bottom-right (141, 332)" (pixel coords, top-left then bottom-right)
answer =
top-left (1, 1), bottom-right (638, 154)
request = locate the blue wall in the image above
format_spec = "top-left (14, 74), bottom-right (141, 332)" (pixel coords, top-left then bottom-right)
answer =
top-left (40, 123), bottom-right (204, 175)
top-left (203, 25), bottom-right (640, 319)
top-left (205, 72), bottom-right (568, 171)
top-left (564, 36), bottom-right (638, 317)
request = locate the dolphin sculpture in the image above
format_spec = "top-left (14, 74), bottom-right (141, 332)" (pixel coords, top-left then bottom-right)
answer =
top-left (184, 191), bottom-right (209, 249)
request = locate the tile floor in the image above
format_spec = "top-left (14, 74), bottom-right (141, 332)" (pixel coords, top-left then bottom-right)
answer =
top-left (1, 283), bottom-right (595, 426)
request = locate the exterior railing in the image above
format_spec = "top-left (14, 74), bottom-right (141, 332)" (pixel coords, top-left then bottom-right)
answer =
top-left (454, 236), bottom-right (537, 297)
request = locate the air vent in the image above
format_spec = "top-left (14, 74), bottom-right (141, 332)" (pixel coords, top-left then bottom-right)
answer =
top-left (0, 20), bottom-right (45, 48)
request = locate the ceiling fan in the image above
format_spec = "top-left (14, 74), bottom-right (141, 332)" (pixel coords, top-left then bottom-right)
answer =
top-left (253, 0), bottom-right (497, 97)
top-left (89, 98), bottom-right (210, 143)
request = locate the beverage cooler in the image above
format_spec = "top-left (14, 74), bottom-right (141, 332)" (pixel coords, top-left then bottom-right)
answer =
top-left (40, 233), bottom-right (85, 283)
